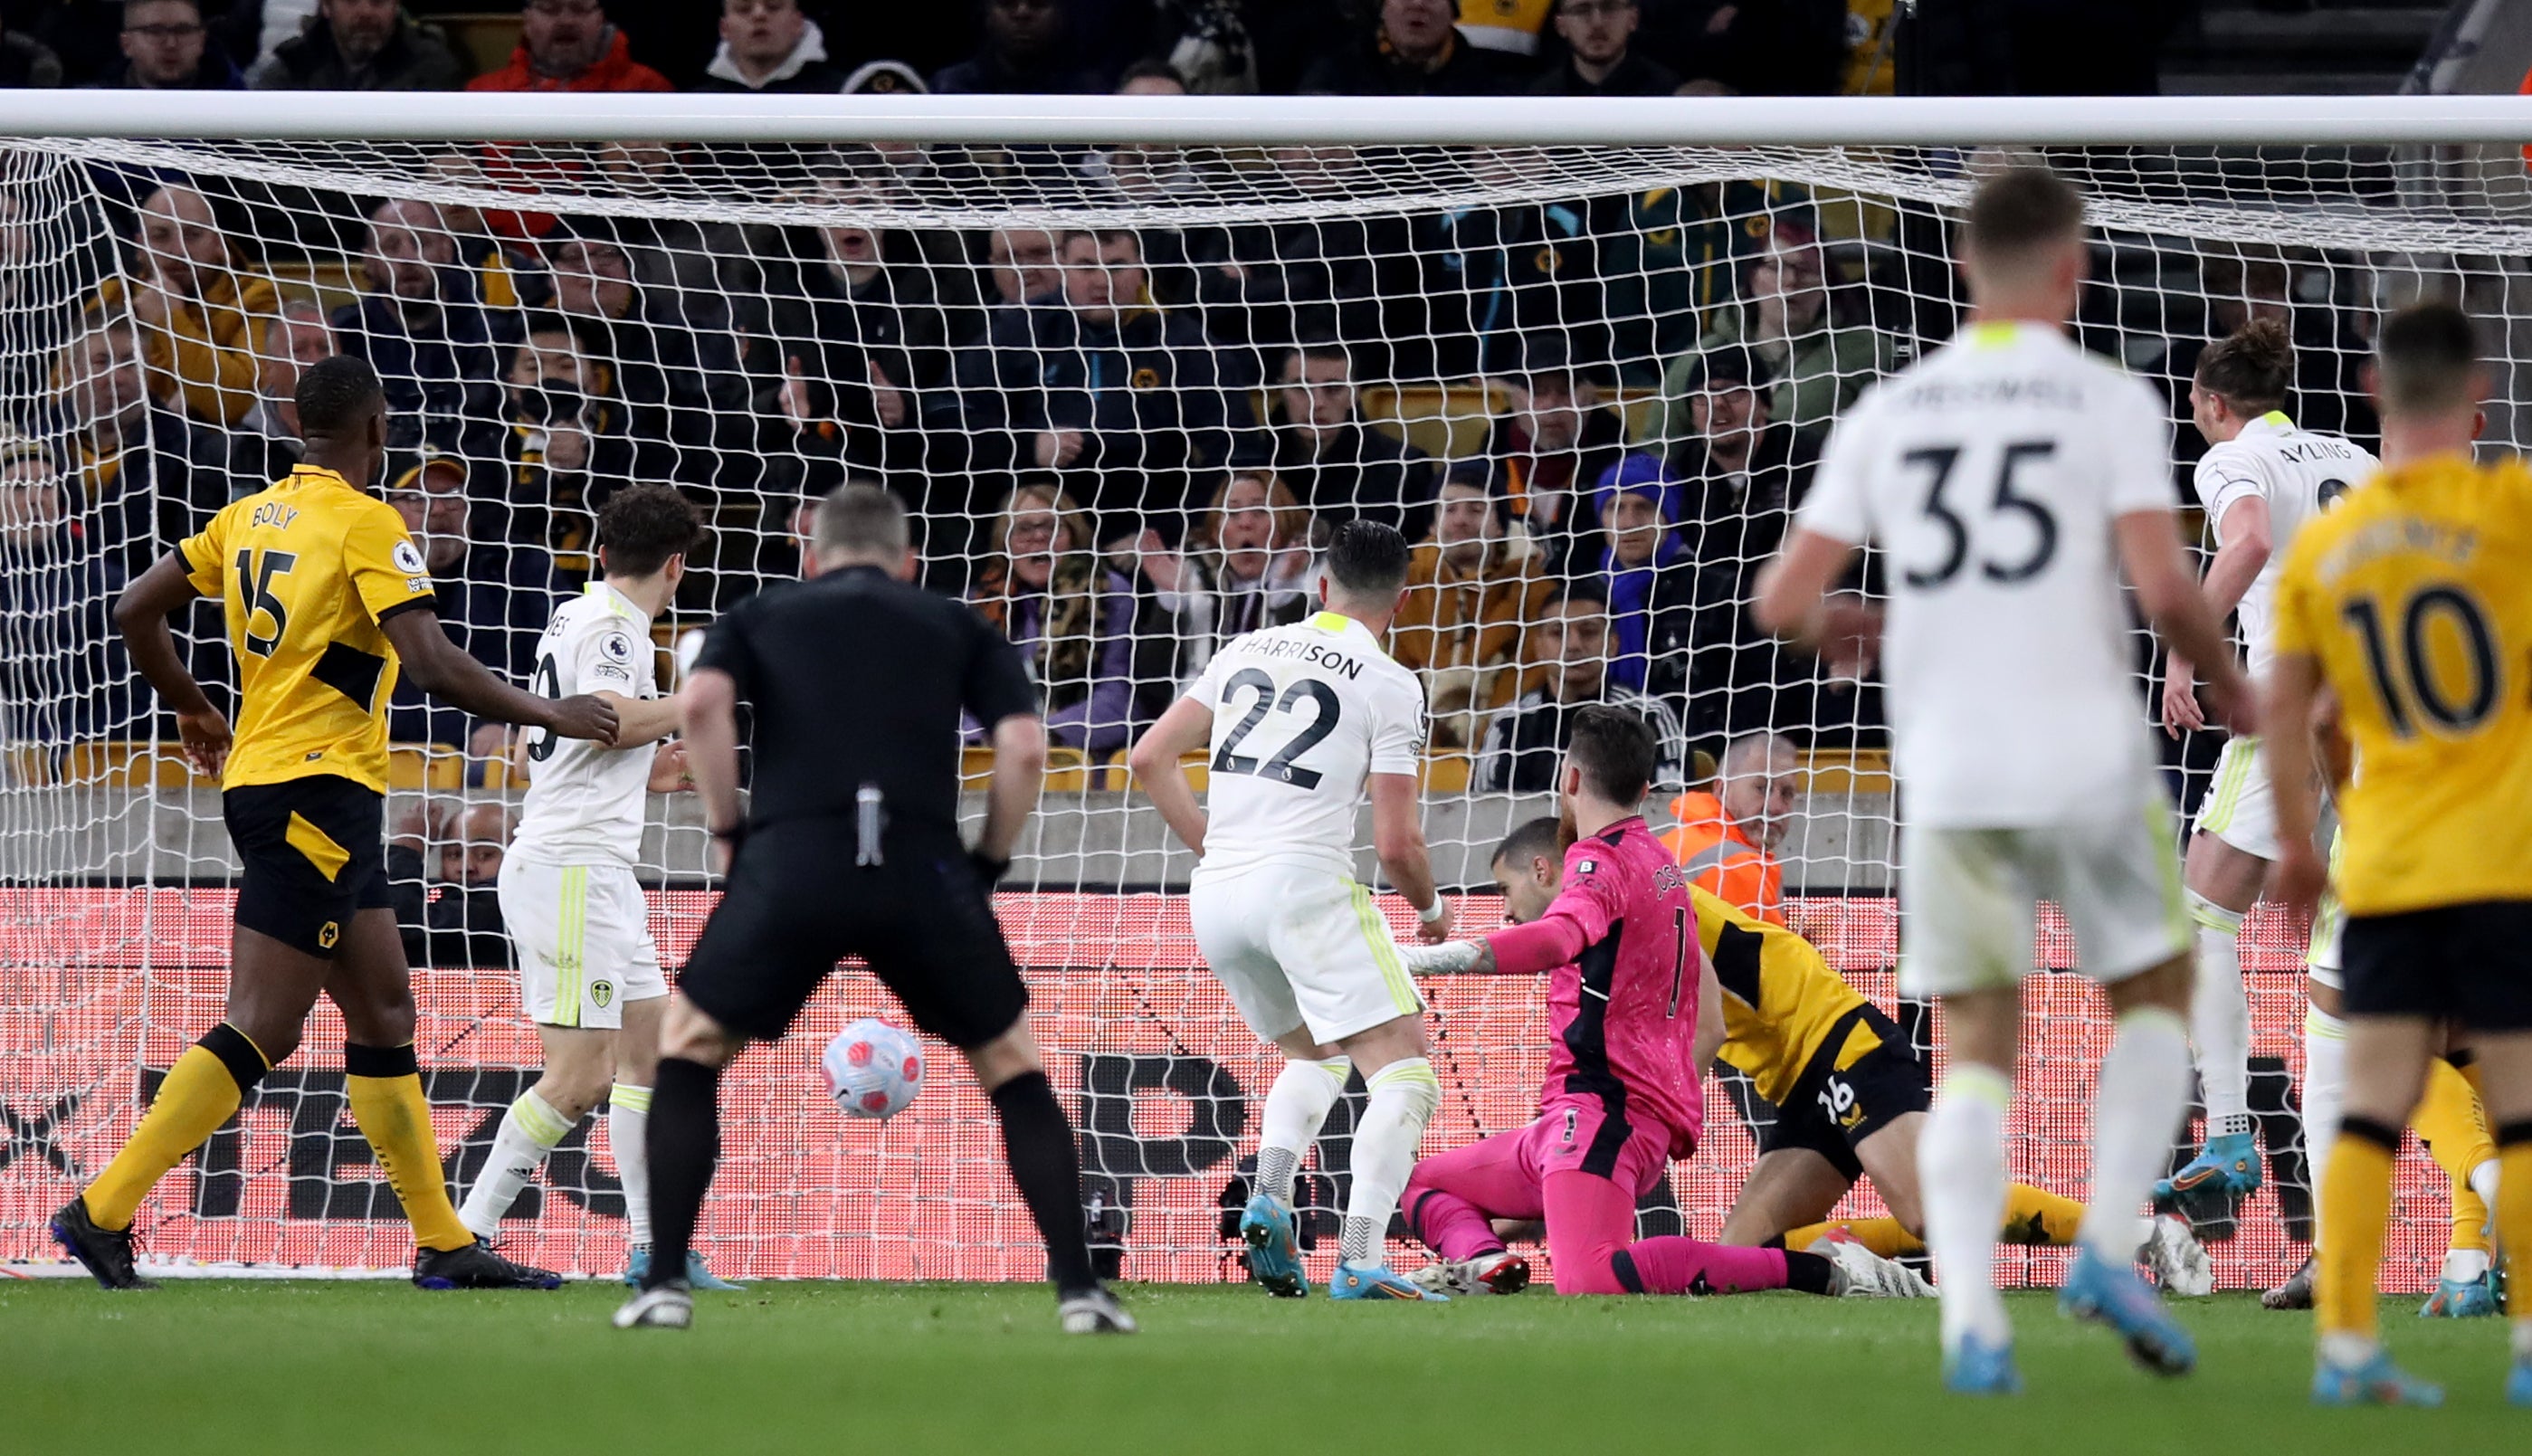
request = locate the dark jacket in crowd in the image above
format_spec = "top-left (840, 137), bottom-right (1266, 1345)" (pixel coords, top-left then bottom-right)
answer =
top-left (328, 269), bottom-right (506, 442)
top-left (955, 301), bottom-right (1259, 531)
top-left (1298, 27), bottom-right (1503, 96)
top-left (1269, 417), bottom-right (1438, 542)
top-left (387, 544), bottom-right (562, 747)
top-left (1526, 51), bottom-right (1681, 97)
top-left (249, 14), bottom-right (470, 91)
top-left (0, 526), bottom-right (132, 744)
top-left (1645, 425), bottom-right (1823, 747)
top-left (388, 846), bottom-right (512, 969)
top-left (1416, 201), bottom-right (1611, 379)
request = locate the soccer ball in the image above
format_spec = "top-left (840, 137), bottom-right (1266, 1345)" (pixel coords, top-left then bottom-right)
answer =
top-left (819, 1018), bottom-right (924, 1120)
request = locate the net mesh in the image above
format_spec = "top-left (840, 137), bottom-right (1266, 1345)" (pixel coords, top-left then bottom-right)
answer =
top-left (5, 128), bottom-right (2527, 1287)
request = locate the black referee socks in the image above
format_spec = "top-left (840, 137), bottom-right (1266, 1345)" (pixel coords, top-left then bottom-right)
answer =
top-left (643, 1057), bottom-right (724, 1291)
top-left (988, 1071), bottom-right (1099, 1295)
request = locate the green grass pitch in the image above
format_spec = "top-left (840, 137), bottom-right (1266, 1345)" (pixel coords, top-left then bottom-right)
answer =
top-left (1, 1280), bottom-right (2517, 1453)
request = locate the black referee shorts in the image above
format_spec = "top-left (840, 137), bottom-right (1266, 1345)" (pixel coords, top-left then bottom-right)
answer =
top-left (224, 774), bottom-right (392, 959)
top-left (2341, 899), bottom-right (2532, 1032)
top-left (679, 821), bottom-right (1029, 1050)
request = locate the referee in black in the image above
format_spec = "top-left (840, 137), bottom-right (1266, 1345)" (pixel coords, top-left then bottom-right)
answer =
top-left (615, 484), bottom-right (1132, 1334)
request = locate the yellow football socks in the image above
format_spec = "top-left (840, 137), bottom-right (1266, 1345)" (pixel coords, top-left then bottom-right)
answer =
top-left (2000, 1182), bottom-right (2086, 1246)
top-left (83, 1024), bottom-right (270, 1232)
top-left (2412, 1057), bottom-right (2496, 1256)
top-left (1784, 1217), bottom-right (1916, 1259)
top-left (343, 1044), bottom-right (472, 1253)
top-left (2316, 1118), bottom-right (2400, 1342)
top-left (2500, 1133), bottom-right (2532, 1352)
top-left (1781, 1183), bottom-right (2082, 1258)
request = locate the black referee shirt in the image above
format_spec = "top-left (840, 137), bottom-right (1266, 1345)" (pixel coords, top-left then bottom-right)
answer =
top-left (693, 565), bottom-right (1037, 838)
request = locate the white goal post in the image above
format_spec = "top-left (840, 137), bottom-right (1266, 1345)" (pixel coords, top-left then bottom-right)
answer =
top-left (0, 93), bottom-right (2525, 1285)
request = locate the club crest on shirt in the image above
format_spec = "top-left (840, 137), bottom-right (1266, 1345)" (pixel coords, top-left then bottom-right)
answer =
top-left (391, 539), bottom-right (425, 576)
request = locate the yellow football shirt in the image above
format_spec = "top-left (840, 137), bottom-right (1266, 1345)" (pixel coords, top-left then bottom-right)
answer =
top-left (2270, 450), bottom-right (2532, 913)
top-left (178, 465), bottom-right (437, 794)
top-left (1697, 886), bottom-right (1876, 1106)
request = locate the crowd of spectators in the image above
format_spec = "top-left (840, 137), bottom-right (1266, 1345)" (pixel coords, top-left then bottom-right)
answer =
top-left (0, 2), bottom-right (2377, 834)
top-left (0, 1), bottom-right (1940, 103)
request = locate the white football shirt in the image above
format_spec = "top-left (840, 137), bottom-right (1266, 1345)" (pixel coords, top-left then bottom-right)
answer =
top-left (1798, 320), bottom-right (2173, 828)
top-left (1185, 610), bottom-right (1427, 878)
top-left (2193, 411), bottom-right (2376, 677)
top-left (510, 582), bottom-right (659, 866)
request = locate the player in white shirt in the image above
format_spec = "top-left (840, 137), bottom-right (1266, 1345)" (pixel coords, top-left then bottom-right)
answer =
top-left (1128, 521), bottom-right (1455, 1302)
top-left (455, 486), bottom-right (737, 1289)
top-left (1754, 167), bottom-right (2254, 1394)
top-left (2152, 318), bottom-right (2378, 1218)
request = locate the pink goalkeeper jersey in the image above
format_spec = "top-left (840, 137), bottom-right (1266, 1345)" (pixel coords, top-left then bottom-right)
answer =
top-left (1486, 816), bottom-right (1708, 1156)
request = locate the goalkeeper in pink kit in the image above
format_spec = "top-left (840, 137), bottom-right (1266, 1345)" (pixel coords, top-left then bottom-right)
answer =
top-left (1397, 706), bottom-right (1924, 1299)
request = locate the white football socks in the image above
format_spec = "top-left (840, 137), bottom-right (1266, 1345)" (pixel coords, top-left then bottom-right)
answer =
top-left (1340, 1058), bottom-right (1438, 1268)
top-left (459, 1089), bottom-right (576, 1240)
top-left (2301, 1003), bottom-right (2346, 1242)
top-left (1921, 1062), bottom-right (2013, 1350)
top-left (1253, 1056), bottom-right (1350, 1208)
top-left (2187, 894), bottom-right (2252, 1140)
top-left (610, 1081), bottom-right (652, 1246)
top-left (2080, 1007), bottom-right (2194, 1262)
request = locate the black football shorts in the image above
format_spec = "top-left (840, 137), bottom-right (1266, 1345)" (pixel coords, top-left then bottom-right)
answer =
top-left (224, 774), bottom-right (392, 958)
top-left (2341, 900), bottom-right (2532, 1032)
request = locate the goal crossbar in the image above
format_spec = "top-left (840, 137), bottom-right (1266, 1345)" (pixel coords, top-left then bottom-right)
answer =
top-left (0, 91), bottom-right (2528, 148)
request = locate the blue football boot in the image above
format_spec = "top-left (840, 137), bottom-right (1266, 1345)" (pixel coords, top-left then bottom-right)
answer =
top-left (1238, 1194), bottom-right (1309, 1298)
top-left (1943, 1335), bottom-right (2023, 1396)
top-left (1328, 1261), bottom-right (1447, 1301)
top-left (2311, 1348), bottom-right (2443, 1407)
top-left (2059, 1243), bottom-right (2196, 1376)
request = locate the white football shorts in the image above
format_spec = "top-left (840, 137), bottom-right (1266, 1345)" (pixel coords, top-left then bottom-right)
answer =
top-left (1189, 862), bottom-right (1424, 1045)
top-left (497, 858), bottom-right (667, 1030)
top-left (2305, 831), bottom-right (2346, 990)
top-left (2193, 735), bottom-right (2279, 861)
top-left (1899, 788), bottom-right (2192, 998)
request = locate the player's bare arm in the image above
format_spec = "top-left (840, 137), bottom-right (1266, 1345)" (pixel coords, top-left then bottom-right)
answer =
top-left (1369, 772), bottom-right (1450, 943)
top-left (2259, 650), bottom-right (2329, 919)
top-left (113, 552), bottom-right (229, 776)
top-left (1754, 529), bottom-right (1879, 674)
top-left (679, 666), bottom-right (744, 865)
top-left (1691, 947), bottom-right (1725, 1070)
top-left (976, 712), bottom-right (1048, 872)
top-left (2114, 509), bottom-right (2256, 737)
top-left (381, 608), bottom-right (619, 746)
top-left (1126, 695), bottom-right (1214, 859)
top-left (2161, 495), bottom-right (2271, 735)
top-left (595, 690), bottom-right (685, 745)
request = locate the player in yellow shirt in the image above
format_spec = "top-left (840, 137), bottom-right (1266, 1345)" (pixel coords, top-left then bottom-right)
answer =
top-left (51, 356), bottom-right (618, 1292)
top-left (1484, 818), bottom-right (2209, 1288)
top-left (2264, 301), bottom-right (2532, 1406)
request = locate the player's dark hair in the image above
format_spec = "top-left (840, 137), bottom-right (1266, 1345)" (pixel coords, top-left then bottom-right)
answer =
top-left (1492, 816), bottom-right (1564, 871)
top-left (295, 354), bottom-right (384, 437)
top-left (813, 482), bottom-right (910, 559)
top-left (1325, 519), bottom-right (1411, 597)
top-left (2375, 300), bottom-right (2482, 415)
top-left (2193, 317), bottom-right (2292, 414)
top-left (1566, 704), bottom-right (1657, 806)
top-left (1962, 166), bottom-right (2084, 264)
top-left (596, 483), bottom-right (700, 578)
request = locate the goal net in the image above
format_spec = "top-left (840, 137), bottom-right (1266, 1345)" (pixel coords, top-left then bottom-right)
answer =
top-left (3, 97), bottom-right (2526, 1287)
